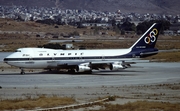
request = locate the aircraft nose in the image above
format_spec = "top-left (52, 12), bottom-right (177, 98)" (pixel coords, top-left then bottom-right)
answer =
top-left (3, 58), bottom-right (8, 63)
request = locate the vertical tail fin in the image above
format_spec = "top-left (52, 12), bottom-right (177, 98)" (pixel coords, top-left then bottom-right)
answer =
top-left (130, 23), bottom-right (162, 50)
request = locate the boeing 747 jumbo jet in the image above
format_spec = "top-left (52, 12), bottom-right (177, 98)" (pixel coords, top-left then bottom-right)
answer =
top-left (4, 23), bottom-right (161, 74)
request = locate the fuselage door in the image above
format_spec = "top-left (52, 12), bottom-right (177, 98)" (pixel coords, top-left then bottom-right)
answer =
top-left (79, 52), bottom-right (83, 61)
top-left (28, 56), bottom-right (34, 64)
top-left (102, 55), bottom-right (105, 61)
top-left (29, 56), bottom-right (33, 61)
top-left (52, 53), bottom-right (57, 61)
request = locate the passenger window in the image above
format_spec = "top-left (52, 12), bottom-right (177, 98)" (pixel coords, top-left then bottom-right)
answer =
top-left (39, 53), bottom-right (43, 56)
top-left (23, 54), bottom-right (29, 56)
top-left (16, 50), bottom-right (21, 52)
top-left (68, 53), bottom-right (71, 55)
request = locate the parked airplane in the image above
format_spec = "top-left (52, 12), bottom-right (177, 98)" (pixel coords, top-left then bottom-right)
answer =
top-left (4, 23), bottom-right (161, 74)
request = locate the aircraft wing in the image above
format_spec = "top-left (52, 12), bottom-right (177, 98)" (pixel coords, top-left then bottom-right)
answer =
top-left (90, 60), bottom-right (136, 69)
top-left (55, 60), bottom-right (139, 71)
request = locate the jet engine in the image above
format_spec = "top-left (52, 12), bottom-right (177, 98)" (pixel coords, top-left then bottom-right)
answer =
top-left (76, 64), bottom-right (91, 72)
top-left (109, 62), bottom-right (125, 70)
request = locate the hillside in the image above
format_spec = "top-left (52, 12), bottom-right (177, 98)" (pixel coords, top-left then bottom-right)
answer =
top-left (0, 0), bottom-right (179, 14)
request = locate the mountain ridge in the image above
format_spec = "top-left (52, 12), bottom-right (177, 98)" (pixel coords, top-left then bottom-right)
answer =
top-left (0, 0), bottom-right (179, 14)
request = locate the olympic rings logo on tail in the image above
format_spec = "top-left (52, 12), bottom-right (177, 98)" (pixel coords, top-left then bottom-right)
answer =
top-left (144, 28), bottom-right (158, 44)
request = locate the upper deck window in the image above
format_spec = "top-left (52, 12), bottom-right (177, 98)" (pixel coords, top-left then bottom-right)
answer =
top-left (15, 49), bottom-right (21, 52)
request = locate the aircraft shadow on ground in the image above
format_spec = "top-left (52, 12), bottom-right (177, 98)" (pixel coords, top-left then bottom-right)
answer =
top-left (0, 69), bottom-right (145, 76)
top-left (0, 69), bottom-right (144, 76)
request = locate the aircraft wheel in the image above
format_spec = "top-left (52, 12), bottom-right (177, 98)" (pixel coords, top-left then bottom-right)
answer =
top-left (21, 71), bottom-right (25, 75)
top-left (85, 70), bottom-right (92, 74)
top-left (20, 68), bottom-right (25, 75)
top-left (68, 69), bottom-right (76, 73)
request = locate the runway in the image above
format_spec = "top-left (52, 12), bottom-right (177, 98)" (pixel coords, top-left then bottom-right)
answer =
top-left (0, 62), bottom-right (180, 88)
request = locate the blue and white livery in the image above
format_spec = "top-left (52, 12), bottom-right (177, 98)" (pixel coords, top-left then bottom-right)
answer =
top-left (4, 23), bottom-right (162, 74)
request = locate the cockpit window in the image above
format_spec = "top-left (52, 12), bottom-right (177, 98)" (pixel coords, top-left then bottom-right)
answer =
top-left (15, 50), bottom-right (21, 52)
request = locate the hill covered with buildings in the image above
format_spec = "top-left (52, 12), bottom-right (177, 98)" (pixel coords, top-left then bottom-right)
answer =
top-left (0, 0), bottom-right (179, 14)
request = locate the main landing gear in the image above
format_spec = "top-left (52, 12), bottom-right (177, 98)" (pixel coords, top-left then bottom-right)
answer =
top-left (67, 69), bottom-right (76, 73)
top-left (20, 68), bottom-right (25, 75)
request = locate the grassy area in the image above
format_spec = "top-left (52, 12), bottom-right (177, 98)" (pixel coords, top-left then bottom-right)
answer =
top-left (0, 95), bottom-right (76, 110)
top-left (1, 95), bottom-right (180, 110)
top-left (0, 38), bottom-right (48, 51)
top-left (96, 101), bottom-right (180, 111)
top-left (1, 18), bottom-right (180, 62)
top-left (146, 51), bottom-right (180, 62)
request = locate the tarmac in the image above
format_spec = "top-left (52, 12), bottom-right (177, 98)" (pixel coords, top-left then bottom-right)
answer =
top-left (0, 62), bottom-right (180, 88)
top-left (0, 61), bottom-right (180, 111)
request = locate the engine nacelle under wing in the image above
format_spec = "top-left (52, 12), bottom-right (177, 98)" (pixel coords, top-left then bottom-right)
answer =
top-left (109, 62), bottom-right (124, 70)
top-left (76, 65), bottom-right (91, 72)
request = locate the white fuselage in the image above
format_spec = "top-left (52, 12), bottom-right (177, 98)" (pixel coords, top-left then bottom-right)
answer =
top-left (5, 48), bottom-right (132, 69)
